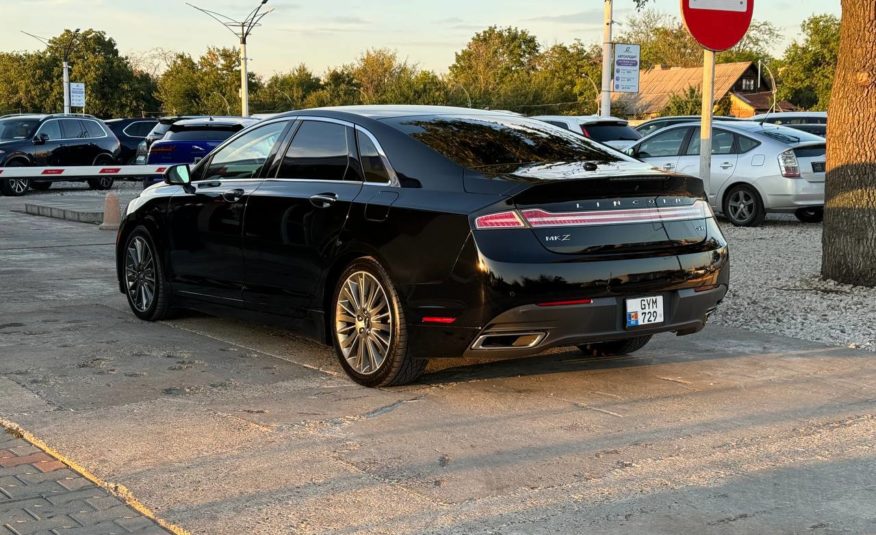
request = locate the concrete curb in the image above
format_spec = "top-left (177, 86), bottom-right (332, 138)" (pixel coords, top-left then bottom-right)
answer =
top-left (22, 203), bottom-right (114, 225)
top-left (0, 416), bottom-right (190, 535)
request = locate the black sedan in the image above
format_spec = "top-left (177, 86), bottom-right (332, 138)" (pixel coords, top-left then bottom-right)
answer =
top-left (116, 106), bottom-right (729, 387)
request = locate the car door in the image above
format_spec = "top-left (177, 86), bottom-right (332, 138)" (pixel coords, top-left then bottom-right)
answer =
top-left (631, 126), bottom-right (690, 172)
top-left (242, 118), bottom-right (364, 315)
top-left (59, 119), bottom-right (87, 165)
top-left (675, 128), bottom-right (738, 200)
top-left (31, 120), bottom-right (64, 166)
top-left (166, 120), bottom-right (290, 302)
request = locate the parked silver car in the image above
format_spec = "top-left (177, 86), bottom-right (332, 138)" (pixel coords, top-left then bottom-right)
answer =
top-left (627, 121), bottom-right (826, 226)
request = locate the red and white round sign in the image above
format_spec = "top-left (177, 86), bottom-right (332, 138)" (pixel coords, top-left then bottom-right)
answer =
top-left (681, 0), bottom-right (754, 52)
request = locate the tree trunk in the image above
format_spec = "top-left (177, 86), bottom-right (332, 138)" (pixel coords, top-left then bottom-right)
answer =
top-left (823, 1), bottom-right (876, 285)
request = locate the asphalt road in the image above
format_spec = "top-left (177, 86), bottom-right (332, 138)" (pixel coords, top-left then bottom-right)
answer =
top-left (1, 184), bottom-right (875, 534)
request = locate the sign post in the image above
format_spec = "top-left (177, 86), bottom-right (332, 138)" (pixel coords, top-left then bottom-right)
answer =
top-left (680, 0), bottom-right (753, 197)
top-left (613, 44), bottom-right (641, 94)
top-left (69, 83), bottom-right (85, 109)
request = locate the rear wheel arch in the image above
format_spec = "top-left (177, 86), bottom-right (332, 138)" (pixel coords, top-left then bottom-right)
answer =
top-left (321, 248), bottom-right (393, 345)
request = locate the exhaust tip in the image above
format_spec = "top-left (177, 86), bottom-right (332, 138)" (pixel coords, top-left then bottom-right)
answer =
top-left (472, 332), bottom-right (545, 350)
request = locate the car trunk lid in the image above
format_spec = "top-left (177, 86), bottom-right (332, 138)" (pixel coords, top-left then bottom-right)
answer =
top-left (792, 141), bottom-right (826, 183)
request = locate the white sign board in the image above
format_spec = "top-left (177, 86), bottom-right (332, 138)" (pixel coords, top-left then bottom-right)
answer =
top-left (70, 83), bottom-right (85, 108)
top-left (689, 0), bottom-right (748, 12)
top-left (613, 44), bottom-right (640, 93)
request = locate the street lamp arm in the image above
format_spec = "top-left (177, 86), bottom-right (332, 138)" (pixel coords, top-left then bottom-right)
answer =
top-left (21, 31), bottom-right (50, 47)
top-left (186, 3), bottom-right (242, 39)
top-left (244, 9), bottom-right (274, 38)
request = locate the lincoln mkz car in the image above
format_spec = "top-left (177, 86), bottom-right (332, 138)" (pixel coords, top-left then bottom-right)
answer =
top-left (116, 106), bottom-right (729, 387)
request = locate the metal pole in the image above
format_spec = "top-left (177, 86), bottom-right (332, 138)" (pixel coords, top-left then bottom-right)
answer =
top-left (240, 32), bottom-right (249, 116)
top-left (699, 49), bottom-right (715, 194)
top-left (62, 61), bottom-right (70, 115)
top-left (600, 0), bottom-right (613, 117)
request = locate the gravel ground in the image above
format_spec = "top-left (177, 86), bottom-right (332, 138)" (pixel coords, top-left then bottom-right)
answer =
top-left (712, 214), bottom-right (876, 351)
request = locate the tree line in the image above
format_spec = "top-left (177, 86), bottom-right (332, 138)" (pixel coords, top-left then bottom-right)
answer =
top-left (0, 11), bottom-right (838, 119)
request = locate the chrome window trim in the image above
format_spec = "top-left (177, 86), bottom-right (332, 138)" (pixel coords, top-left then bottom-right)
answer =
top-left (354, 125), bottom-right (399, 187)
top-left (34, 118), bottom-right (109, 141)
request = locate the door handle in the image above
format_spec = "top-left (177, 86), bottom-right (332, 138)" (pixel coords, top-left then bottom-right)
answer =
top-left (221, 188), bottom-right (245, 202)
top-left (662, 163), bottom-right (675, 170)
top-left (310, 193), bottom-right (338, 208)
top-left (719, 163), bottom-right (734, 169)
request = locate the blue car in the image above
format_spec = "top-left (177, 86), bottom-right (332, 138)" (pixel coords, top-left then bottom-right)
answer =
top-left (144, 117), bottom-right (259, 186)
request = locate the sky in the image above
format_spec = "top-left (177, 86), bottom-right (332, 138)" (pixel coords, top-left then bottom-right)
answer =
top-left (4, 0), bottom-right (841, 76)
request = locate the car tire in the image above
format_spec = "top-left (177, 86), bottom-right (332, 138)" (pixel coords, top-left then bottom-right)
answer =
top-left (0, 160), bottom-right (31, 196)
top-left (723, 185), bottom-right (766, 227)
top-left (123, 228), bottom-right (172, 321)
top-left (30, 182), bottom-right (52, 191)
top-left (87, 155), bottom-right (115, 190)
top-left (578, 335), bottom-right (652, 356)
top-left (331, 257), bottom-right (426, 387)
top-left (794, 207), bottom-right (823, 223)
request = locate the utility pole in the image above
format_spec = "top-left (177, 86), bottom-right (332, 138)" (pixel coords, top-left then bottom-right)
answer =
top-left (699, 50), bottom-right (715, 190)
top-left (600, 0), bottom-right (613, 117)
top-left (22, 29), bottom-right (79, 114)
top-left (187, 1), bottom-right (273, 117)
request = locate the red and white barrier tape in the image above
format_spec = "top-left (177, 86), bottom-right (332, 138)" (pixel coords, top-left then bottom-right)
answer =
top-left (0, 165), bottom-right (168, 179)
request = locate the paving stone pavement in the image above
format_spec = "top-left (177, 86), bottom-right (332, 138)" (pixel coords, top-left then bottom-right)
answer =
top-left (0, 430), bottom-right (168, 535)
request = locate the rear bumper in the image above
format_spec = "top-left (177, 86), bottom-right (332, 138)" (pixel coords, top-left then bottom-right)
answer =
top-left (460, 285), bottom-right (725, 358)
top-left (757, 175), bottom-right (824, 210)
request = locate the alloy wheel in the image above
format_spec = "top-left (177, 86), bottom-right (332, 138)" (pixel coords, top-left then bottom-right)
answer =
top-left (335, 271), bottom-right (392, 375)
top-left (125, 236), bottom-right (157, 313)
top-left (8, 178), bottom-right (30, 195)
top-left (728, 189), bottom-right (755, 224)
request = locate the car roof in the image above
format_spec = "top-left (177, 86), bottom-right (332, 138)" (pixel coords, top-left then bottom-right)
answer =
top-left (171, 117), bottom-right (258, 128)
top-left (278, 105), bottom-right (526, 120)
top-left (531, 114), bottom-right (629, 125)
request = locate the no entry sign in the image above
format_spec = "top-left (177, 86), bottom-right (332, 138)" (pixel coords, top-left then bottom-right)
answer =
top-left (681, 0), bottom-right (754, 51)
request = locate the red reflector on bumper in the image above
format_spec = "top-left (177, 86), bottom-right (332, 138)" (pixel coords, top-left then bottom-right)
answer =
top-left (422, 316), bottom-right (457, 324)
top-left (536, 298), bottom-right (593, 307)
top-left (694, 284), bottom-right (720, 293)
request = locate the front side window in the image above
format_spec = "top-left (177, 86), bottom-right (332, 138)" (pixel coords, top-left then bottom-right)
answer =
top-left (278, 121), bottom-right (350, 181)
top-left (202, 121), bottom-right (287, 180)
top-left (356, 131), bottom-right (390, 183)
top-left (36, 120), bottom-right (62, 141)
top-left (60, 119), bottom-right (83, 139)
top-left (636, 127), bottom-right (689, 158)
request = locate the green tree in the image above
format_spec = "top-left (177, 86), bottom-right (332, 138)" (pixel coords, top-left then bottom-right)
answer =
top-left (255, 64), bottom-right (322, 112)
top-left (156, 53), bottom-right (200, 114)
top-left (661, 86), bottom-right (702, 116)
top-left (448, 26), bottom-right (541, 108)
top-left (776, 14), bottom-right (840, 110)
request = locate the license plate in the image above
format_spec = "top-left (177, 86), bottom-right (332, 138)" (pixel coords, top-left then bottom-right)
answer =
top-left (812, 162), bottom-right (825, 173)
top-left (626, 296), bottom-right (664, 327)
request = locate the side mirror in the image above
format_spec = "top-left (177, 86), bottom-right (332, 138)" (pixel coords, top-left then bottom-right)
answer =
top-left (33, 133), bottom-right (48, 145)
top-left (164, 164), bottom-right (191, 186)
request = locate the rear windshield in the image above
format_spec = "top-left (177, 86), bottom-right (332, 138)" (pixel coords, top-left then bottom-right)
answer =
top-left (581, 124), bottom-right (642, 142)
top-left (385, 115), bottom-right (624, 169)
top-left (0, 118), bottom-right (39, 141)
top-left (758, 126), bottom-right (825, 145)
top-left (164, 127), bottom-right (239, 141)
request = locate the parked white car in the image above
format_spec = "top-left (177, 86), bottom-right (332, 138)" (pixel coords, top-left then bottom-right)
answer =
top-left (531, 115), bottom-right (642, 150)
top-left (627, 120), bottom-right (826, 226)
top-left (749, 111), bottom-right (827, 125)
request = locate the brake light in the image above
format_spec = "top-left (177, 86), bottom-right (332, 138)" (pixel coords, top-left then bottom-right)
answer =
top-left (474, 211), bottom-right (525, 229)
top-left (580, 126), bottom-right (591, 138)
top-left (521, 200), bottom-right (709, 228)
top-left (149, 145), bottom-right (176, 153)
top-left (778, 149), bottom-right (800, 178)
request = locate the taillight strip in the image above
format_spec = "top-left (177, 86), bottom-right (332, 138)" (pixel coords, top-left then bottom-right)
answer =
top-left (520, 202), bottom-right (709, 228)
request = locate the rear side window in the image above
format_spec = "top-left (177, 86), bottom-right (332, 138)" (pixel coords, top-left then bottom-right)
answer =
top-left (356, 131), bottom-right (390, 183)
top-left (581, 124), bottom-right (641, 142)
top-left (83, 120), bottom-right (105, 138)
top-left (60, 119), bottom-right (83, 139)
top-left (279, 121), bottom-right (350, 181)
top-left (124, 121), bottom-right (156, 138)
top-left (166, 128), bottom-right (238, 141)
top-left (636, 127), bottom-right (688, 158)
top-left (737, 135), bottom-right (760, 153)
top-left (387, 115), bottom-right (623, 170)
